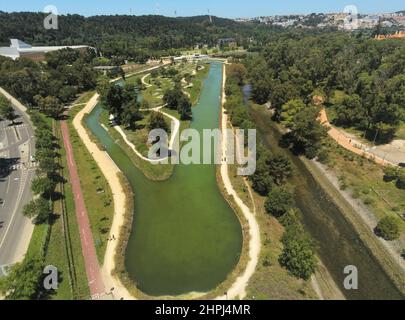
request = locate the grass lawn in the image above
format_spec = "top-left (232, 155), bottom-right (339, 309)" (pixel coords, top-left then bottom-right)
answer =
top-left (43, 121), bottom-right (90, 300)
top-left (99, 109), bottom-right (175, 181)
top-left (227, 163), bottom-right (317, 300)
top-left (323, 139), bottom-right (405, 238)
top-left (67, 96), bottom-right (114, 263)
top-left (108, 62), bottom-right (209, 180)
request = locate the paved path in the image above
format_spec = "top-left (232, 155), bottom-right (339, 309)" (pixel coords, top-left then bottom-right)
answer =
top-left (60, 117), bottom-right (105, 299)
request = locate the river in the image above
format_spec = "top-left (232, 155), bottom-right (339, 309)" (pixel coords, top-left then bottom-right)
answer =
top-left (250, 105), bottom-right (404, 300)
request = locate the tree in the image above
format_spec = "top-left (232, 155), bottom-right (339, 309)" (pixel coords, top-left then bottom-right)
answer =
top-left (148, 112), bottom-right (169, 132)
top-left (34, 95), bottom-right (64, 119)
top-left (284, 106), bottom-right (327, 159)
top-left (23, 198), bottom-right (52, 224)
top-left (0, 257), bottom-right (43, 300)
top-left (374, 216), bottom-right (400, 241)
top-left (178, 96), bottom-right (192, 120)
top-left (0, 96), bottom-right (16, 124)
top-left (265, 187), bottom-right (294, 218)
top-left (279, 237), bottom-right (317, 280)
top-left (268, 154), bottom-right (292, 185)
top-left (280, 99), bottom-right (306, 128)
top-left (121, 104), bottom-right (143, 129)
top-left (31, 176), bottom-right (56, 199)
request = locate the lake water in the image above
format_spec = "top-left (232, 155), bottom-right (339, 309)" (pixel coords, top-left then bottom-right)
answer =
top-left (85, 62), bottom-right (243, 296)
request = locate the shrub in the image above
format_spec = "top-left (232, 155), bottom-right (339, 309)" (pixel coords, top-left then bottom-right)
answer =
top-left (374, 216), bottom-right (400, 241)
top-left (264, 187), bottom-right (294, 218)
top-left (396, 172), bottom-right (405, 190)
top-left (383, 166), bottom-right (399, 182)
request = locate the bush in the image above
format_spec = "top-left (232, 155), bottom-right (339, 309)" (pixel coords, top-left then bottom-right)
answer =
top-left (279, 237), bottom-right (317, 280)
top-left (383, 166), bottom-right (399, 182)
top-left (396, 172), bottom-right (405, 190)
top-left (264, 187), bottom-right (294, 218)
top-left (374, 216), bottom-right (400, 241)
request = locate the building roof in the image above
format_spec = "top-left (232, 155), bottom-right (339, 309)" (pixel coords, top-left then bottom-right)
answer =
top-left (0, 39), bottom-right (92, 60)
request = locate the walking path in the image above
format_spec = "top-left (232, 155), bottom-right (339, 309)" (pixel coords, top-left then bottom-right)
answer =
top-left (141, 74), bottom-right (152, 88)
top-left (73, 93), bottom-right (134, 300)
top-left (320, 109), bottom-right (399, 167)
top-left (112, 105), bottom-right (180, 163)
top-left (215, 64), bottom-right (261, 300)
top-left (60, 113), bottom-right (105, 299)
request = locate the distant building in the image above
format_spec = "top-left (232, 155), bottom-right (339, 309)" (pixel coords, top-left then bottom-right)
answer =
top-left (0, 39), bottom-right (92, 61)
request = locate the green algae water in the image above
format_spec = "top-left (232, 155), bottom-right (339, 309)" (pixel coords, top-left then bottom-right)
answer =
top-left (86, 62), bottom-right (242, 296)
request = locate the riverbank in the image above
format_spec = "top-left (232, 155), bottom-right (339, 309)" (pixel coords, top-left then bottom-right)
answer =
top-left (214, 64), bottom-right (261, 300)
top-left (251, 105), bottom-right (404, 299)
top-left (306, 158), bottom-right (405, 295)
top-left (73, 93), bottom-right (134, 300)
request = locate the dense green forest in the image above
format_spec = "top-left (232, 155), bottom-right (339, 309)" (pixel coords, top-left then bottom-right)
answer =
top-left (0, 12), bottom-right (277, 60)
top-left (0, 48), bottom-right (98, 117)
top-left (246, 31), bottom-right (405, 145)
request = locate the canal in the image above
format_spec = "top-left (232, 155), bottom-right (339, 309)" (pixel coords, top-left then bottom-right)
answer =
top-left (250, 105), bottom-right (404, 300)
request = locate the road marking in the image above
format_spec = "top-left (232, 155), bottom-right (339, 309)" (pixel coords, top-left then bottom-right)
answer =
top-left (0, 169), bottom-right (27, 251)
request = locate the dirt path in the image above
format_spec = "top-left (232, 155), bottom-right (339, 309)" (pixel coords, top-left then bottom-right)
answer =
top-left (73, 94), bottom-right (135, 300)
top-left (141, 73), bottom-right (152, 88)
top-left (320, 109), bottom-right (396, 166)
top-left (113, 105), bottom-right (180, 163)
top-left (60, 115), bottom-right (105, 299)
top-left (215, 64), bottom-right (261, 300)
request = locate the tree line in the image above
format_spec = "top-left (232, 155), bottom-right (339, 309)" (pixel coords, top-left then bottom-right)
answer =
top-left (0, 48), bottom-right (99, 118)
top-left (246, 30), bottom-right (405, 145)
top-left (225, 63), bottom-right (317, 281)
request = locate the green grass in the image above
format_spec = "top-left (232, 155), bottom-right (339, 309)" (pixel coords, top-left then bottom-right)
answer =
top-left (324, 139), bottom-right (405, 237)
top-left (99, 109), bottom-right (174, 181)
top-left (67, 97), bottom-right (114, 263)
top-left (396, 122), bottom-right (405, 140)
top-left (108, 62), bottom-right (209, 180)
top-left (43, 122), bottom-right (90, 300)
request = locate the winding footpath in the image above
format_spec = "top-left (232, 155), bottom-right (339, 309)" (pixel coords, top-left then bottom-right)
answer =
top-left (72, 62), bottom-right (260, 300)
top-left (113, 105), bottom-right (180, 163)
top-left (215, 64), bottom-right (261, 300)
top-left (73, 93), bottom-right (134, 300)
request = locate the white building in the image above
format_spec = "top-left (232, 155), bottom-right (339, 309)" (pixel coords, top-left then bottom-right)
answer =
top-left (0, 39), bottom-right (92, 61)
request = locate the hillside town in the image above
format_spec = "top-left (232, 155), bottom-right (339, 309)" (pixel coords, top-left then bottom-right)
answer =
top-left (235, 11), bottom-right (405, 30)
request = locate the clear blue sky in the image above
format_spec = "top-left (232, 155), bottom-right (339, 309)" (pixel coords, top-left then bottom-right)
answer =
top-left (1, 0), bottom-right (404, 18)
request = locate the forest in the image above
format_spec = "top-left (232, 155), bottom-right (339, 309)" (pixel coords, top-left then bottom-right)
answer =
top-left (246, 31), bottom-right (405, 145)
top-left (0, 12), bottom-right (276, 60)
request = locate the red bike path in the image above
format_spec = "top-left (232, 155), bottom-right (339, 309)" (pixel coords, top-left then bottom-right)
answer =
top-left (60, 119), bottom-right (105, 299)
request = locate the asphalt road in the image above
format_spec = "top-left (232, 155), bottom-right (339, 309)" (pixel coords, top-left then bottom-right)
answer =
top-left (0, 103), bottom-right (36, 269)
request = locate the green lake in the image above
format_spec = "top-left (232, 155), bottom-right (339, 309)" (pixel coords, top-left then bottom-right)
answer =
top-left (85, 62), bottom-right (243, 296)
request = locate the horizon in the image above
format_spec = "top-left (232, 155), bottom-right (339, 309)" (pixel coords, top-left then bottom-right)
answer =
top-left (1, 0), bottom-right (404, 19)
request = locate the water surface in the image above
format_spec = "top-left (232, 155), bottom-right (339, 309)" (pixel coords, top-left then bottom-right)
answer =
top-left (86, 62), bottom-right (242, 296)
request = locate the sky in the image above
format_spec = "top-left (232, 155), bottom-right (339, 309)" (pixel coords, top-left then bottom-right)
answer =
top-left (0, 0), bottom-right (404, 18)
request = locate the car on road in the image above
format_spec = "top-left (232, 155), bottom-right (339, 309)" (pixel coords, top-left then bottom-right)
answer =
top-left (399, 163), bottom-right (405, 168)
